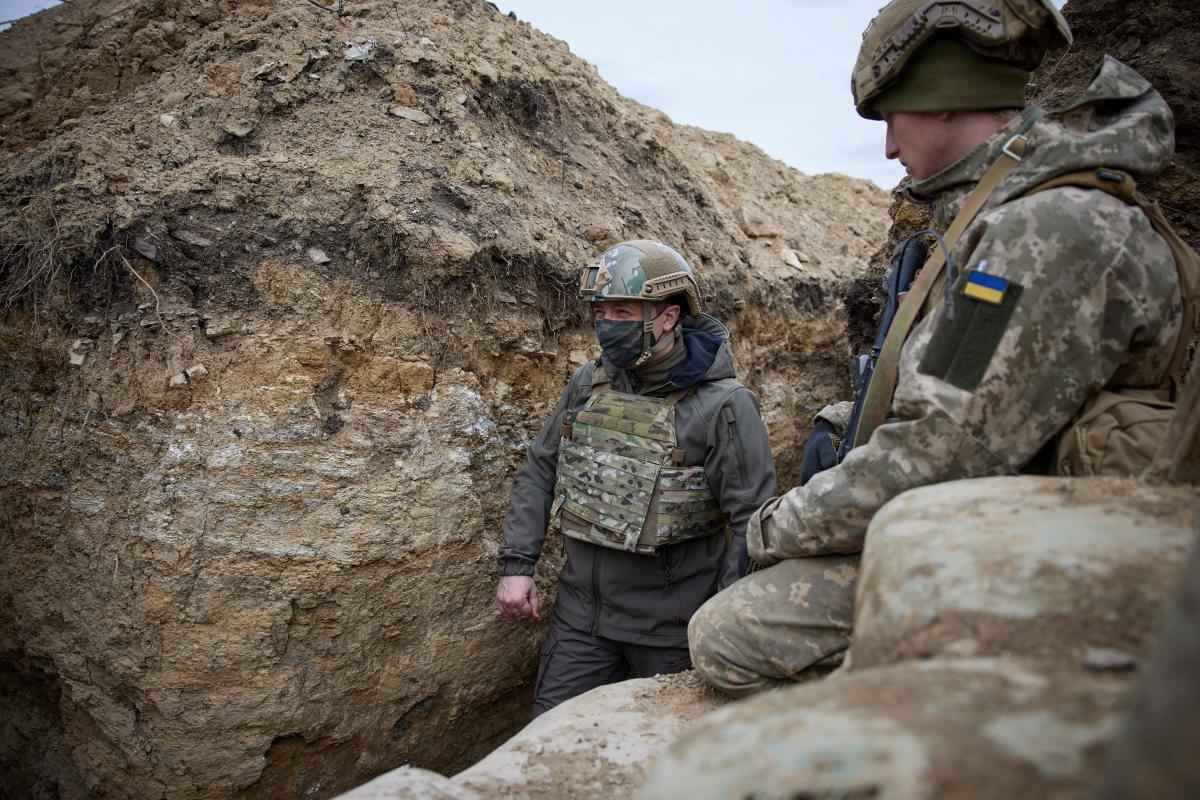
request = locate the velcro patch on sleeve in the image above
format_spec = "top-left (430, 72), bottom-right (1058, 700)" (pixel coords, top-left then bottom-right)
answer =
top-left (918, 277), bottom-right (1024, 392)
top-left (963, 270), bottom-right (1008, 305)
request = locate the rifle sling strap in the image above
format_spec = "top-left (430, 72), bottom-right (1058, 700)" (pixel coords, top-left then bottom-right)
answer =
top-left (853, 160), bottom-right (1200, 451)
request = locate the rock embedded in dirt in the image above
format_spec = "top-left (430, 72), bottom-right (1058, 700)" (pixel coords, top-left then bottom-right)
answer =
top-left (388, 106), bottom-right (432, 125)
top-left (170, 229), bottom-right (213, 248)
top-left (343, 42), bottom-right (376, 62)
top-left (68, 338), bottom-right (91, 366)
top-left (481, 162), bottom-right (516, 192)
top-left (133, 238), bottom-right (158, 261)
top-left (221, 119), bottom-right (255, 139)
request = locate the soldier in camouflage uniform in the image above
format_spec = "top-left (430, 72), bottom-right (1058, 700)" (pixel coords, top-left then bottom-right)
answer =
top-left (495, 240), bottom-right (777, 716)
top-left (690, 0), bottom-right (1189, 696)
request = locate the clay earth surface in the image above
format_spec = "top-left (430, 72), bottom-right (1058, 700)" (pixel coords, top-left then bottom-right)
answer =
top-left (0, 1), bottom-right (885, 798)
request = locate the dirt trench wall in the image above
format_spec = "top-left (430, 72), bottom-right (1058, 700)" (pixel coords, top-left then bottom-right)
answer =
top-left (0, 1), bottom-right (888, 798)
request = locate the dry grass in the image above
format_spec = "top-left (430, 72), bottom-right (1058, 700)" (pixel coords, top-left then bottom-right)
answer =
top-left (0, 192), bottom-right (71, 310)
top-left (0, 188), bottom-right (106, 313)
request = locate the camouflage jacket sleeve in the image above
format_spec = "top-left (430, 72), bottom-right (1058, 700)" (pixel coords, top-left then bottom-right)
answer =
top-left (702, 385), bottom-right (778, 588)
top-left (497, 363), bottom-right (593, 576)
top-left (749, 187), bottom-right (1181, 563)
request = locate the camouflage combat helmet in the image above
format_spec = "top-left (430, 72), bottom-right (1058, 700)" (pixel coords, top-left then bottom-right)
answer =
top-left (852, 0), bottom-right (1072, 120)
top-left (578, 240), bottom-right (702, 316)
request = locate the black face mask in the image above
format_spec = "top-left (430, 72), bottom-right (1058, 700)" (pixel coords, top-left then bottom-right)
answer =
top-left (594, 319), bottom-right (649, 368)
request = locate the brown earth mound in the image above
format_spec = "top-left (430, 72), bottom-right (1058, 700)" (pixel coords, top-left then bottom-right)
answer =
top-left (0, 2), bottom-right (887, 799)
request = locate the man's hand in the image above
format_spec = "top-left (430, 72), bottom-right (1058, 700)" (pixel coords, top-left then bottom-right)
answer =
top-left (496, 575), bottom-right (540, 621)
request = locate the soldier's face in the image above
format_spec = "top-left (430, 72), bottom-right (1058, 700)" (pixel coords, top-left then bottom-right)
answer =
top-left (593, 300), bottom-right (681, 337)
top-left (883, 111), bottom-right (956, 181)
top-left (593, 299), bottom-right (644, 322)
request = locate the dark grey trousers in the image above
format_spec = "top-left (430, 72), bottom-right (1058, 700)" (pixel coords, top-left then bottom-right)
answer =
top-left (532, 614), bottom-right (693, 718)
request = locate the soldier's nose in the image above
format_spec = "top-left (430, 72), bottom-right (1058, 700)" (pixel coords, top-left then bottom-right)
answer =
top-left (884, 124), bottom-right (900, 162)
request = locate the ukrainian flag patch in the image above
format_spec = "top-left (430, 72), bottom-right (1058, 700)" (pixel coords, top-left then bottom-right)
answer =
top-left (963, 270), bottom-right (1008, 305)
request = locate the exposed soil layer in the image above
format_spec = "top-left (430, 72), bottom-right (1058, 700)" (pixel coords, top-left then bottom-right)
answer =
top-left (0, 2), bottom-right (888, 799)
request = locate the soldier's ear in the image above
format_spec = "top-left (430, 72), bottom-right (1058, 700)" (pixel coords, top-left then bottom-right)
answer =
top-left (663, 303), bottom-right (682, 331)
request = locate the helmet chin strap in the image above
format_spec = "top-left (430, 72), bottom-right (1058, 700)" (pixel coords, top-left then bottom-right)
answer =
top-left (628, 303), bottom-right (658, 369)
top-left (631, 303), bottom-right (675, 369)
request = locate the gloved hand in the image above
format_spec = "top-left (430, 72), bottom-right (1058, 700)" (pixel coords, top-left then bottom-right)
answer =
top-left (800, 418), bottom-right (841, 485)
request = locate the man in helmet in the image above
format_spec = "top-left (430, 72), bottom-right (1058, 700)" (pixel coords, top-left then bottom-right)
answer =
top-left (689, 0), bottom-right (1194, 696)
top-left (495, 239), bottom-right (778, 716)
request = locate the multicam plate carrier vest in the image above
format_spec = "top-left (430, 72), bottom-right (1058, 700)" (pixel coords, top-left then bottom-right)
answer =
top-left (550, 366), bottom-right (725, 555)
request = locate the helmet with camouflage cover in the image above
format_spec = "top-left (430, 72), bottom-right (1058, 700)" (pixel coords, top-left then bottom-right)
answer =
top-left (578, 240), bottom-right (702, 317)
top-left (852, 0), bottom-right (1072, 120)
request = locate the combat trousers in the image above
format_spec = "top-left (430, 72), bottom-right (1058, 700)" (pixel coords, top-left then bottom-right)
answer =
top-left (688, 554), bottom-right (858, 697)
top-left (532, 612), bottom-right (693, 718)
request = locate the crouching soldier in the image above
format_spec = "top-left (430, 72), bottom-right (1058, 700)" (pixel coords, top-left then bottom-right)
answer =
top-left (690, 0), bottom-right (1196, 696)
top-left (495, 240), bottom-right (778, 716)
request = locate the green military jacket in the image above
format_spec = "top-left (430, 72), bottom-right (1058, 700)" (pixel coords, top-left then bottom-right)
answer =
top-left (752, 57), bottom-right (1182, 562)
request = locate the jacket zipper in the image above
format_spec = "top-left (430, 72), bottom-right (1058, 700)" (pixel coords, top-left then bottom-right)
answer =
top-left (726, 411), bottom-right (749, 484)
top-left (589, 552), bottom-right (601, 636)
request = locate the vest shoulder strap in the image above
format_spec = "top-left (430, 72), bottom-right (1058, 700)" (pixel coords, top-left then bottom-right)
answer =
top-left (1023, 168), bottom-right (1200, 395)
top-left (663, 385), bottom-right (696, 406)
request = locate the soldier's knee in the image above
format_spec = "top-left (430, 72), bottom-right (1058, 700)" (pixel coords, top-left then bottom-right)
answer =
top-left (687, 595), bottom-right (763, 697)
top-left (692, 641), bottom-right (775, 698)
